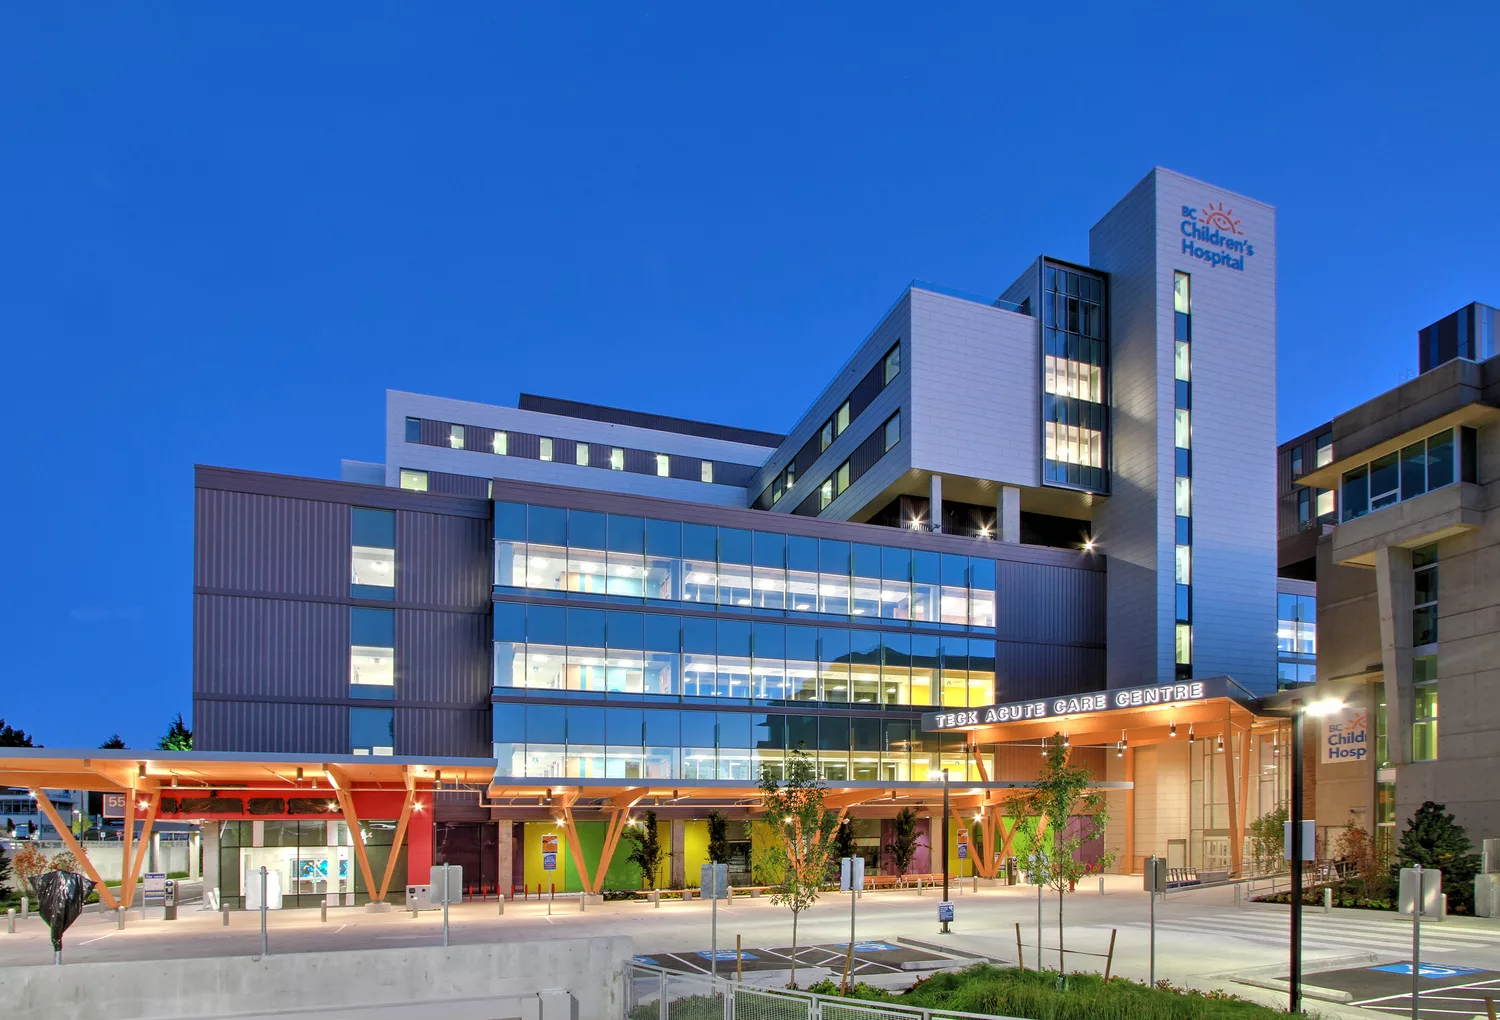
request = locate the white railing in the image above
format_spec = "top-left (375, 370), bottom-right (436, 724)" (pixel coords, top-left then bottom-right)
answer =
top-left (627, 964), bottom-right (1023, 1020)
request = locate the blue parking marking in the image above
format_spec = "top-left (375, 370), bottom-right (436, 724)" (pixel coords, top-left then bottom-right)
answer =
top-left (833, 941), bottom-right (901, 952)
top-left (695, 950), bottom-right (757, 961)
top-left (1369, 964), bottom-right (1484, 978)
top-left (632, 956), bottom-right (660, 966)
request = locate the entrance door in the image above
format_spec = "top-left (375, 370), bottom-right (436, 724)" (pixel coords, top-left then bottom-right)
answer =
top-left (435, 822), bottom-right (499, 895)
top-left (1167, 839), bottom-right (1187, 871)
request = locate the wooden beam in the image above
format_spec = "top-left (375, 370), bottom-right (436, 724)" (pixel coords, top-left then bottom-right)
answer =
top-left (1123, 747), bottom-right (1135, 874)
top-left (322, 768), bottom-right (380, 904)
top-left (1223, 720), bottom-right (1241, 879)
top-left (122, 791), bottom-right (161, 910)
top-left (1237, 727), bottom-right (1252, 877)
top-left (557, 804), bottom-right (594, 893)
top-left (31, 789), bottom-right (119, 910)
top-left (590, 790), bottom-right (647, 894)
top-left (120, 790), bottom-right (136, 909)
top-left (376, 785), bottom-right (418, 902)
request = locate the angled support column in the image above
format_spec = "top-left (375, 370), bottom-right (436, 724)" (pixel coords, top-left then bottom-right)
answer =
top-left (591, 790), bottom-right (647, 894)
top-left (1223, 718), bottom-right (1242, 878)
top-left (31, 789), bottom-right (119, 910)
top-left (1123, 747), bottom-right (1136, 873)
top-left (377, 776), bottom-right (418, 902)
top-left (557, 803), bottom-right (593, 894)
top-left (327, 766), bottom-right (378, 903)
top-left (122, 791), bottom-right (162, 909)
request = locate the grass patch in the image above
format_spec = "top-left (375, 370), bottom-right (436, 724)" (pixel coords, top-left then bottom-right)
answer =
top-left (805, 964), bottom-right (1308, 1020)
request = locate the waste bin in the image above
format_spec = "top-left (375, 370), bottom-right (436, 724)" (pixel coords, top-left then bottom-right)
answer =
top-left (163, 880), bottom-right (178, 921)
top-left (1005, 858), bottom-right (1018, 886)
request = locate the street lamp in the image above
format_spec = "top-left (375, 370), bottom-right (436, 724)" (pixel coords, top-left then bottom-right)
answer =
top-left (1269, 691), bottom-right (1344, 1014)
top-left (941, 768), bottom-right (950, 934)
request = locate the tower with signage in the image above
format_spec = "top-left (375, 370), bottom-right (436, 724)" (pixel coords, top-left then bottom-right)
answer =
top-left (1090, 168), bottom-right (1278, 693)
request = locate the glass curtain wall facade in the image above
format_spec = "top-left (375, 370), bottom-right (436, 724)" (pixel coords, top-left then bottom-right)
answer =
top-left (491, 500), bottom-right (1002, 783)
top-left (215, 819), bottom-right (406, 909)
top-left (1276, 591), bottom-right (1316, 688)
top-left (1173, 272), bottom-right (1194, 678)
top-left (1042, 261), bottom-right (1109, 492)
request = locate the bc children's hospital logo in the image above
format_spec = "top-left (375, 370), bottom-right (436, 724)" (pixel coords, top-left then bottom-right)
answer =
top-left (1181, 200), bottom-right (1255, 272)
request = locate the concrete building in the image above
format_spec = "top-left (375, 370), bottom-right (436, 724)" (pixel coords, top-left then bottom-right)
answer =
top-left (1289, 306), bottom-right (1500, 853)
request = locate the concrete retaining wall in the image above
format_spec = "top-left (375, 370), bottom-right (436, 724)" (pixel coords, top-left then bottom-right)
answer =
top-left (0, 935), bottom-right (631, 1019)
top-left (9, 840), bottom-right (194, 883)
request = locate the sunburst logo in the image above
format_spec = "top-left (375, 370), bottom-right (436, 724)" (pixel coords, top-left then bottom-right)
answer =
top-left (1199, 201), bottom-right (1241, 235)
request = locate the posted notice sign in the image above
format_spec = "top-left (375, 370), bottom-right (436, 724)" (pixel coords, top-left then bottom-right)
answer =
top-left (541, 833), bottom-right (559, 871)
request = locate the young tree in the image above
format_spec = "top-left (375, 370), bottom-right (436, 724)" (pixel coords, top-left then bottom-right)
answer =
top-left (706, 811), bottom-right (730, 865)
top-left (158, 714), bottom-right (193, 751)
top-left (0, 720), bottom-right (35, 747)
top-left (622, 810), bottom-right (665, 890)
top-left (1248, 804), bottom-right (1290, 875)
top-left (1016, 733), bottom-right (1116, 971)
top-left (757, 746), bottom-right (838, 988)
top-left (1397, 801), bottom-right (1481, 910)
top-left (99, 735), bottom-right (127, 749)
top-left (882, 807), bottom-right (924, 882)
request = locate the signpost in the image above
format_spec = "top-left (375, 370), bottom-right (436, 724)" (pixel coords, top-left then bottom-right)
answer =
top-left (940, 769), bottom-right (950, 933)
top-left (541, 833), bottom-right (558, 875)
top-left (431, 864), bottom-right (462, 947)
top-left (701, 864), bottom-right (728, 981)
top-left (1400, 865), bottom-right (1441, 1020)
top-left (839, 856), bottom-right (865, 993)
top-left (1144, 856), bottom-right (1167, 985)
top-left (957, 827), bottom-right (969, 891)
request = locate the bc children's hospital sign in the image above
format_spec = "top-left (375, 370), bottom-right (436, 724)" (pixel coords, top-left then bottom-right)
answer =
top-left (1181, 200), bottom-right (1256, 272)
top-left (922, 680), bottom-right (1217, 732)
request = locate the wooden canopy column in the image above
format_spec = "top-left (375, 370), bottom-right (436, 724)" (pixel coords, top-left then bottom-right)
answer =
top-left (556, 799), bottom-right (594, 894)
top-left (376, 770), bottom-right (419, 902)
top-left (30, 789), bottom-right (119, 910)
top-left (121, 791), bottom-right (162, 910)
top-left (1123, 747), bottom-right (1136, 874)
top-left (326, 765), bottom-right (379, 902)
top-left (589, 789), bottom-right (647, 894)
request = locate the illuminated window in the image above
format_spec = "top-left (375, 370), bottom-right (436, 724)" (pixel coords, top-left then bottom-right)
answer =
top-left (1316, 488), bottom-right (1335, 518)
top-left (1175, 623), bottom-right (1192, 665)
top-left (1173, 272), bottom-right (1190, 314)
top-left (656, 454), bottom-right (670, 477)
top-left (820, 421), bottom-right (834, 452)
top-left (350, 707), bottom-right (394, 756)
top-left (1044, 356), bottom-right (1103, 402)
top-left (1175, 409), bottom-right (1191, 450)
top-left (1316, 431), bottom-right (1333, 468)
top-left (772, 478), bottom-right (783, 503)
top-left (834, 400), bottom-right (851, 436)
top-left (819, 479), bottom-right (834, 509)
top-left (610, 448), bottom-right (624, 471)
top-left (1175, 342), bottom-right (1190, 382)
top-left (883, 344), bottom-right (901, 384)
top-left (1412, 654), bottom-right (1438, 761)
top-left (398, 469), bottom-right (428, 492)
top-left (1175, 477), bottom-right (1191, 517)
top-left (351, 507), bottom-right (395, 600)
top-left (883, 413), bottom-right (900, 452)
top-left (1043, 422), bottom-right (1103, 468)
top-left (701, 461), bottom-right (714, 484)
top-left (539, 438), bottom-right (554, 462)
top-left (350, 607), bottom-right (395, 700)
top-left (493, 431), bottom-right (508, 455)
top-left (835, 460), bottom-right (850, 495)
top-left (1175, 545), bottom-right (1191, 585)
top-left (448, 425), bottom-right (465, 450)
top-left (576, 444), bottom-right (589, 467)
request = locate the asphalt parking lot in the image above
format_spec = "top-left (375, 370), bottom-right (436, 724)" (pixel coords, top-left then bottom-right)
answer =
top-left (1303, 962), bottom-right (1500, 1020)
top-left (635, 938), bottom-right (951, 978)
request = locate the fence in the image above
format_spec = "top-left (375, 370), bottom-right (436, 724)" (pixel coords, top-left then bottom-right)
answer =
top-left (626, 965), bottom-right (1023, 1020)
top-left (1012, 924), bottom-right (1115, 979)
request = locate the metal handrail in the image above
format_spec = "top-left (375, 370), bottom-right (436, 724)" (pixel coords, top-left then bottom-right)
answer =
top-left (628, 963), bottom-right (1025, 1020)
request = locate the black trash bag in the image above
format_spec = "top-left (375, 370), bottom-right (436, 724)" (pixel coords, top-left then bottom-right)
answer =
top-left (29, 870), bottom-right (95, 954)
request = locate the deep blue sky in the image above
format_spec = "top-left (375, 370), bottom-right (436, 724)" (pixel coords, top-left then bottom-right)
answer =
top-left (3, 6), bottom-right (1497, 748)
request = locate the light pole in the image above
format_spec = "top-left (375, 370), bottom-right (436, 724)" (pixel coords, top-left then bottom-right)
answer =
top-left (941, 768), bottom-right (950, 934)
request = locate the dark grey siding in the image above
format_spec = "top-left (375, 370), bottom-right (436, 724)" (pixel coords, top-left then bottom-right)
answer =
top-left (396, 610), bottom-right (491, 704)
top-left (516, 393), bottom-right (785, 447)
top-left (395, 707), bottom-right (491, 758)
top-left (196, 488), bottom-right (347, 598)
top-left (194, 466), bottom-right (493, 756)
top-left (196, 700), bottom-right (347, 755)
top-left (994, 642), bottom-right (1105, 701)
top-left (994, 560), bottom-right (1106, 647)
top-left (195, 595), bottom-right (348, 701)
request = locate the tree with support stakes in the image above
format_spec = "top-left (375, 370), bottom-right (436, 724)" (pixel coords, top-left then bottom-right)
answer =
top-left (706, 811), bottom-right (730, 865)
top-left (883, 806), bottom-right (925, 883)
top-left (755, 746), bottom-right (839, 989)
top-left (622, 809), bottom-right (665, 890)
top-left (1017, 733), bottom-right (1116, 971)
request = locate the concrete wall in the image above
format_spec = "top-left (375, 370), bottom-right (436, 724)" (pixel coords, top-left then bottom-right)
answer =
top-left (0, 936), bottom-right (632, 1020)
top-left (8, 841), bottom-right (193, 885)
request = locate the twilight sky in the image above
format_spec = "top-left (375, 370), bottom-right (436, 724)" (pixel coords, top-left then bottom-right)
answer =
top-left (3, 4), bottom-right (1498, 747)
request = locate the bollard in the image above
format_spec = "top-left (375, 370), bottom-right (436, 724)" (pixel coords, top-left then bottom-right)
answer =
top-left (1324, 887), bottom-right (1332, 914)
top-left (20, 896), bottom-right (27, 921)
top-left (652, 889), bottom-right (660, 909)
top-left (498, 894), bottom-right (504, 916)
top-left (1235, 884), bottom-right (1242, 909)
top-left (579, 892), bottom-right (586, 913)
top-left (222, 905), bottom-right (230, 927)
top-left (116, 907), bottom-right (124, 930)
top-left (6, 908), bottom-right (13, 934)
top-left (1099, 875), bottom-right (1106, 896)
top-left (321, 900), bottom-right (328, 923)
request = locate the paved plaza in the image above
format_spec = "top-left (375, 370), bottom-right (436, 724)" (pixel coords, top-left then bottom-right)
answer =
top-left (3, 876), bottom-right (1499, 1015)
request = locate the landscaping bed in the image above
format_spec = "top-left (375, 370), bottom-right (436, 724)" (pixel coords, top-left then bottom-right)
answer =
top-left (806, 965), bottom-right (1311, 1020)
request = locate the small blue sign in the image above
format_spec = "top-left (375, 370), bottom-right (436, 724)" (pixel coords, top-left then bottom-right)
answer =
top-left (958, 844), bottom-right (968, 859)
top-left (834, 941), bottom-right (901, 953)
top-left (1370, 964), bottom-right (1484, 978)
top-left (633, 956), bottom-right (660, 966)
top-left (696, 950), bottom-right (756, 961)
top-left (542, 852), bottom-right (557, 871)
top-left (938, 901), bottom-right (954, 922)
